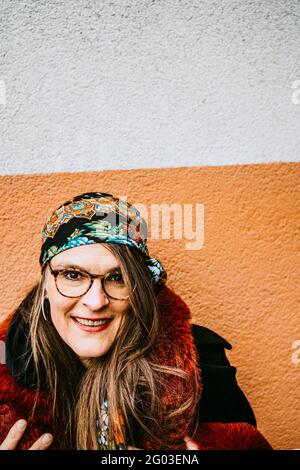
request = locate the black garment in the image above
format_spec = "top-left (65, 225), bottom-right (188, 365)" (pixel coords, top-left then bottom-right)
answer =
top-left (5, 312), bottom-right (256, 427)
top-left (5, 311), bottom-right (40, 390)
top-left (192, 324), bottom-right (256, 427)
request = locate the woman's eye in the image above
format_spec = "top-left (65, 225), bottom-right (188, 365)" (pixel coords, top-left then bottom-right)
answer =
top-left (63, 270), bottom-right (83, 280)
top-left (108, 273), bottom-right (124, 283)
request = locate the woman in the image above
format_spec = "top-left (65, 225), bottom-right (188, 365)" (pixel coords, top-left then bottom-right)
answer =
top-left (0, 192), bottom-right (272, 450)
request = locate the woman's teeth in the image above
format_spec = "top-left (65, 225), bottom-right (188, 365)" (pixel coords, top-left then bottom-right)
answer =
top-left (75, 318), bottom-right (110, 327)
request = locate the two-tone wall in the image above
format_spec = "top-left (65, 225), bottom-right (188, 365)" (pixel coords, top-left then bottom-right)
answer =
top-left (0, 0), bottom-right (299, 449)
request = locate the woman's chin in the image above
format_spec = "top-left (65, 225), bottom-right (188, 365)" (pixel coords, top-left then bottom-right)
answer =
top-left (71, 344), bottom-right (110, 359)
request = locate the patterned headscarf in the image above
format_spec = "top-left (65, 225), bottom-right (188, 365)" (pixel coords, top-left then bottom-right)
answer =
top-left (39, 191), bottom-right (167, 291)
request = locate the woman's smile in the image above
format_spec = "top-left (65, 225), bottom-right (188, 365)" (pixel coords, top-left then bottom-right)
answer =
top-left (70, 315), bottom-right (113, 333)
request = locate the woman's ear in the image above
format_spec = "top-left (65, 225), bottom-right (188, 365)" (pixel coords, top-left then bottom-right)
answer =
top-left (42, 283), bottom-right (48, 299)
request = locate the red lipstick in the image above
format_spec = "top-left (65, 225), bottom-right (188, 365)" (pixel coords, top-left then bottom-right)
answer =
top-left (71, 317), bottom-right (112, 333)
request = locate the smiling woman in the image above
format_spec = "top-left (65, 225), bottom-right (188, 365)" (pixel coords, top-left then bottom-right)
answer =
top-left (43, 244), bottom-right (132, 360)
top-left (0, 192), bottom-right (272, 450)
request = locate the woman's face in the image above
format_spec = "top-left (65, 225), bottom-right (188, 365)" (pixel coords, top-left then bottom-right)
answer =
top-left (44, 244), bottom-right (131, 361)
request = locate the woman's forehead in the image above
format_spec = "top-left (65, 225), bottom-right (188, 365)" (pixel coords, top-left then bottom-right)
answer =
top-left (51, 244), bottom-right (120, 272)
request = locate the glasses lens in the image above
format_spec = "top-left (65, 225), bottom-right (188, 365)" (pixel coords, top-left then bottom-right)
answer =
top-left (57, 269), bottom-right (91, 297)
top-left (103, 272), bottom-right (129, 300)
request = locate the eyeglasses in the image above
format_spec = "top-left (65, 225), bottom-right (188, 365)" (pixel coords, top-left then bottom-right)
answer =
top-left (48, 262), bottom-right (136, 300)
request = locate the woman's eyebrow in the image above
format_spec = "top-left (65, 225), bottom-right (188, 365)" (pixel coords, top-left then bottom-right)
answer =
top-left (53, 263), bottom-right (121, 274)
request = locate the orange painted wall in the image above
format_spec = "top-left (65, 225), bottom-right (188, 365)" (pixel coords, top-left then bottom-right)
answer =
top-left (0, 162), bottom-right (299, 449)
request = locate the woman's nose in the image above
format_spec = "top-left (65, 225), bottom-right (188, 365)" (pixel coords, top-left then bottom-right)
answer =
top-left (80, 278), bottom-right (109, 310)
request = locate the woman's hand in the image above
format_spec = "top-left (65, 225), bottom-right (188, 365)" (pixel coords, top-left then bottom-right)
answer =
top-left (127, 435), bottom-right (199, 450)
top-left (183, 436), bottom-right (199, 450)
top-left (0, 419), bottom-right (53, 450)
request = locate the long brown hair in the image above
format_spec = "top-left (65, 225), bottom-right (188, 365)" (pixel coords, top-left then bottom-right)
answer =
top-left (19, 244), bottom-right (200, 449)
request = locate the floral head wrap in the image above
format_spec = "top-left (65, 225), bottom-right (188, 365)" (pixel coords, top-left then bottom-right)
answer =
top-left (39, 192), bottom-right (167, 291)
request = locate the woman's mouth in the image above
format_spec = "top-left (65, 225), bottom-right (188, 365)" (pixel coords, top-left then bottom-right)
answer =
top-left (71, 317), bottom-right (113, 333)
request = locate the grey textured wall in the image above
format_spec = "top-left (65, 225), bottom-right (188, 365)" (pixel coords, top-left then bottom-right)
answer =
top-left (0, 0), bottom-right (299, 175)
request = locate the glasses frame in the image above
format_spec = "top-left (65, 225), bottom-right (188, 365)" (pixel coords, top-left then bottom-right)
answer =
top-left (47, 261), bottom-right (136, 301)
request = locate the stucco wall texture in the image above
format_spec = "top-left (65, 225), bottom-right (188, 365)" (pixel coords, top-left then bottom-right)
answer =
top-left (0, 0), bottom-right (300, 174)
top-left (0, 162), bottom-right (299, 450)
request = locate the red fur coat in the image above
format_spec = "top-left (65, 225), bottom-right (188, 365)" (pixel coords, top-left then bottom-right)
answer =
top-left (0, 286), bottom-right (272, 450)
